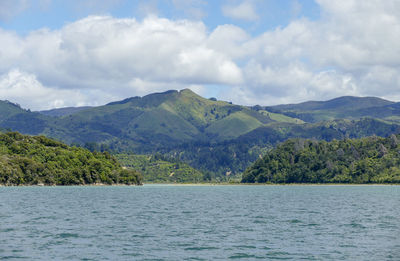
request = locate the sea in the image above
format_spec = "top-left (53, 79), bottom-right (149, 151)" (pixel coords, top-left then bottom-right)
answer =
top-left (0, 185), bottom-right (399, 260)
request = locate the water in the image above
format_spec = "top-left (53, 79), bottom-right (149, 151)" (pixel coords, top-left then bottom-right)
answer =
top-left (0, 185), bottom-right (399, 260)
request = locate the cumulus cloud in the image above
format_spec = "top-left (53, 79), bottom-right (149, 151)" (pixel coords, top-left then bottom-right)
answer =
top-left (222, 62), bottom-right (358, 106)
top-left (222, 0), bottom-right (259, 21)
top-left (0, 69), bottom-right (91, 110)
top-left (0, 16), bottom-right (243, 109)
top-left (220, 0), bottom-right (400, 105)
top-left (1, 1), bottom-right (400, 109)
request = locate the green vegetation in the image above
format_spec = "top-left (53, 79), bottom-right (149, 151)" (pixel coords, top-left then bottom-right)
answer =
top-left (1, 91), bottom-right (400, 179)
top-left (39, 106), bottom-right (92, 117)
top-left (0, 132), bottom-right (142, 186)
top-left (116, 153), bottom-right (204, 183)
top-left (0, 100), bottom-right (29, 122)
top-left (242, 134), bottom-right (400, 184)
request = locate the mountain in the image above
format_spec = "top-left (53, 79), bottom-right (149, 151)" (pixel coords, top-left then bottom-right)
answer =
top-left (242, 135), bottom-right (400, 184)
top-left (0, 132), bottom-right (141, 185)
top-left (165, 117), bottom-right (400, 175)
top-left (0, 100), bottom-right (29, 122)
top-left (7, 89), bottom-right (292, 149)
top-left (0, 91), bottom-right (400, 178)
top-left (266, 96), bottom-right (396, 123)
top-left (39, 106), bottom-right (93, 117)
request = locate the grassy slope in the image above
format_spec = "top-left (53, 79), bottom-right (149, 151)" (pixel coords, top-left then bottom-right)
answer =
top-left (205, 111), bottom-right (264, 139)
top-left (40, 89), bottom-right (290, 147)
top-left (0, 101), bottom-right (28, 122)
top-left (0, 90), bottom-right (302, 149)
top-left (39, 106), bottom-right (93, 117)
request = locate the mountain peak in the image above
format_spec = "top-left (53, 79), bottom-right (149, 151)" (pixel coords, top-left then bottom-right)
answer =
top-left (179, 88), bottom-right (195, 94)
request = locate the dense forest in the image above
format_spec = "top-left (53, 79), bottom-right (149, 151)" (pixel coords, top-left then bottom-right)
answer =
top-left (116, 153), bottom-right (204, 183)
top-left (242, 134), bottom-right (400, 184)
top-left (0, 132), bottom-right (142, 185)
top-left (2, 90), bottom-right (400, 179)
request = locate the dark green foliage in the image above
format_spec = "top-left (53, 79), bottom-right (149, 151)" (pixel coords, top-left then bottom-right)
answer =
top-left (242, 135), bottom-right (400, 184)
top-left (1, 92), bottom-right (400, 179)
top-left (0, 132), bottom-right (142, 186)
top-left (116, 153), bottom-right (203, 183)
top-left (165, 140), bottom-right (270, 178)
top-left (161, 118), bottom-right (399, 177)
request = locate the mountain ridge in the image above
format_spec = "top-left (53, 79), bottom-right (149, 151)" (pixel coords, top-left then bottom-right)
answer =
top-left (1, 90), bottom-right (400, 177)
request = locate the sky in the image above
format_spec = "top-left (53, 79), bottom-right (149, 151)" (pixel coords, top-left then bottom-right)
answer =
top-left (0, 0), bottom-right (399, 110)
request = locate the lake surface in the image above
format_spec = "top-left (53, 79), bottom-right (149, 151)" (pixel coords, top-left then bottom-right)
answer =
top-left (0, 185), bottom-right (399, 260)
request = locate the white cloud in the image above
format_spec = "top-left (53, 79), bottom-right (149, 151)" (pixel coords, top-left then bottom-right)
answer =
top-left (0, 15), bottom-right (244, 109)
top-left (220, 0), bottom-right (400, 106)
top-left (0, 69), bottom-right (91, 110)
top-left (223, 62), bottom-right (359, 106)
top-left (222, 0), bottom-right (259, 21)
top-left (207, 24), bottom-right (250, 59)
top-left (2, 1), bottom-right (400, 109)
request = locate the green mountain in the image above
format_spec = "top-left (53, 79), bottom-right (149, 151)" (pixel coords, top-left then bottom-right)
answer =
top-left (242, 135), bottom-right (400, 184)
top-left (0, 91), bottom-right (400, 178)
top-left (0, 132), bottom-right (142, 185)
top-left (39, 106), bottom-right (93, 117)
top-left (165, 118), bottom-right (400, 175)
top-left (266, 96), bottom-right (396, 123)
top-left (2, 89), bottom-right (289, 149)
top-left (0, 100), bottom-right (29, 122)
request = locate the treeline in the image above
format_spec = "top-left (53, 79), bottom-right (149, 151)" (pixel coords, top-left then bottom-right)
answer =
top-left (242, 134), bottom-right (400, 184)
top-left (116, 153), bottom-right (204, 183)
top-left (0, 132), bottom-right (142, 185)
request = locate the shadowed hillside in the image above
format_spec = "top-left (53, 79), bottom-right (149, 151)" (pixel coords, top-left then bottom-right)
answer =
top-left (266, 96), bottom-right (396, 123)
top-left (1, 91), bottom-right (400, 177)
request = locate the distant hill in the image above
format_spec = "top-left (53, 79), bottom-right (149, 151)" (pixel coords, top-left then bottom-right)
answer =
top-left (39, 106), bottom-right (92, 117)
top-left (0, 90), bottom-right (400, 177)
top-left (116, 153), bottom-right (205, 183)
top-left (0, 100), bottom-right (28, 122)
top-left (266, 96), bottom-right (396, 123)
top-left (2, 89), bottom-right (291, 148)
top-left (165, 118), bottom-right (400, 175)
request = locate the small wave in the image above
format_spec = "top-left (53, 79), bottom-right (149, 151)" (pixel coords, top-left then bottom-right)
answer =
top-left (56, 233), bottom-right (80, 238)
top-left (184, 246), bottom-right (219, 251)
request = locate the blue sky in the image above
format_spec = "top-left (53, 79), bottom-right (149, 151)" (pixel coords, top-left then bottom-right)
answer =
top-left (0, 0), bottom-right (399, 110)
top-left (1, 0), bottom-right (320, 35)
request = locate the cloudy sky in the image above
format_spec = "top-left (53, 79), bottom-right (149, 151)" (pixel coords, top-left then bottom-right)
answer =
top-left (0, 0), bottom-right (399, 110)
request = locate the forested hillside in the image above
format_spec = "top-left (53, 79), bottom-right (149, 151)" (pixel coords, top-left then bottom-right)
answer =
top-left (0, 132), bottom-right (142, 185)
top-left (1, 90), bottom-right (400, 178)
top-left (242, 135), bottom-right (400, 184)
top-left (116, 154), bottom-right (204, 183)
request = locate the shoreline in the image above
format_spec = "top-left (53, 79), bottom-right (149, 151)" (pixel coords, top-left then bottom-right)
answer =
top-left (0, 182), bottom-right (398, 187)
top-left (143, 183), bottom-right (400, 186)
top-left (0, 183), bottom-right (143, 187)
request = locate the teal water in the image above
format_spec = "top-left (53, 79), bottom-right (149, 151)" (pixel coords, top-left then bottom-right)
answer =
top-left (0, 185), bottom-right (399, 260)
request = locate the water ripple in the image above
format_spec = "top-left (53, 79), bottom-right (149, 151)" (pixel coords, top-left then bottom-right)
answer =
top-left (0, 185), bottom-right (399, 260)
